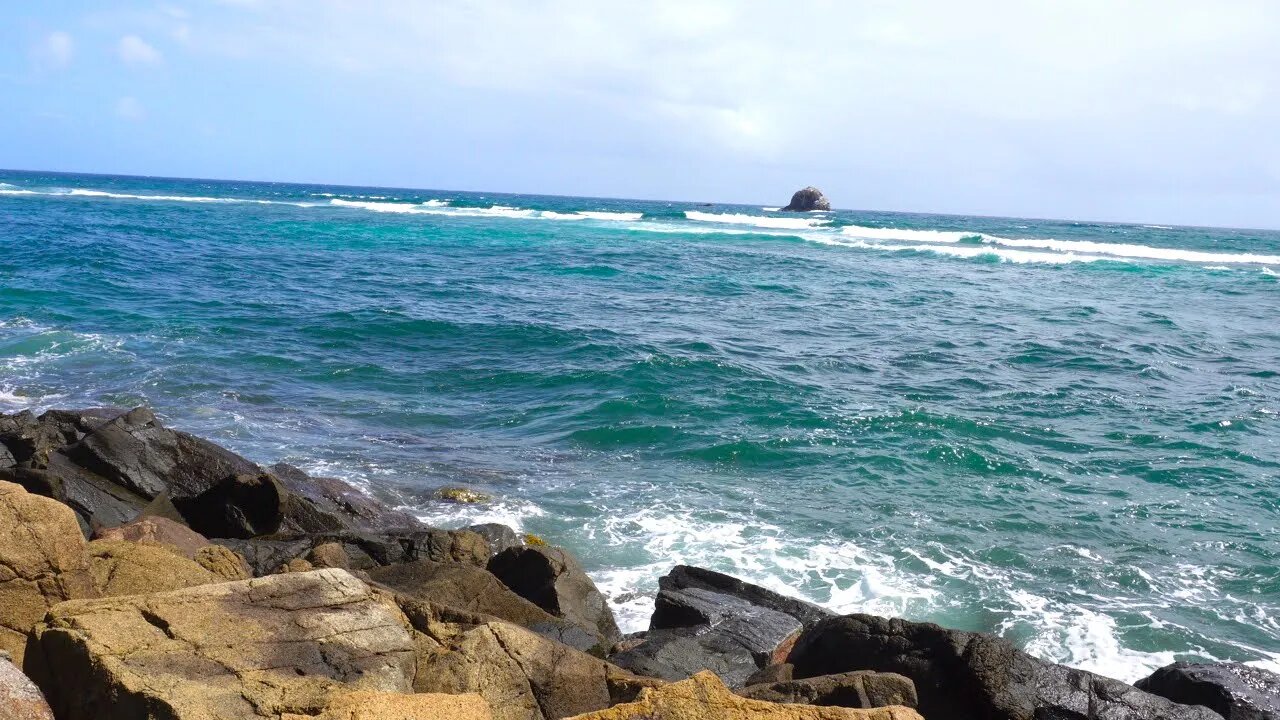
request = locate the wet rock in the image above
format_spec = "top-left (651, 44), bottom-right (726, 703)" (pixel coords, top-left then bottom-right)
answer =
top-left (29, 568), bottom-right (417, 720)
top-left (92, 515), bottom-right (210, 558)
top-left (269, 463), bottom-right (424, 533)
top-left (0, 481), bottom-right (97, 666)
top-left (279, 690), bottom-right (493, 720)
top-left (1136, 662), bottom-right (1280, 719)
top-left (741, 670), bottom-right (918, 709)
top-left (437, 486), bottom-right (492, 504)
top-left (656, 566), bottom-right (834, 629)
top-left (0, 655), bottom-right (54, 720)
top-left (401, 597), bottom-right (622, 720)
top-left (213, 528), bottom-right (490, 577)
top-left (787, 613), bottom-right (1225, 720)
top-left (489, 545), bottom-right (622, 650)
top-left (565, 670), bottom-right (922, 719)
top-left (779, 187), bottom-right (831, 212)
top-left (467, 523), bottom-right (523, 556)
top-left (86, 539), bottom-right (222, 596)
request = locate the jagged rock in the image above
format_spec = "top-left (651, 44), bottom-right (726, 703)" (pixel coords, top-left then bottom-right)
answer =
top-left (307, 542), bottom-right (351, 569)
top-left (368, 560), bottom-right (603, 653)
top-left (788, 614), bottom-right (1225, 720)
top-left (215, 528), bottom-right (491, 577)
top-left (269, 463), bottom-right (424, 533)
top-left (28, 569), bottom-right (417, 720)
top-left (194, 545), bottom-right (251, 581)
top-left (86, 539), bottom-right (222, 596)
top-left (279, 690), bottom-right (493, 720)
top-left (747, 663), bottom-right (795, 686)
top-left (0, 655), bottom-right (54, 720)
top-left (1136, 662), bottom-right (1280, 719)
top-left (489, 546), bottom-right (622, 650)
top-left (0, 481), bottom-right (96, 666)
top-left (437, 486), bottom-right (492, 504)
top-left (467, 523), bottom-right (523, 556)
top-left (609, 566), bottom-right (825, 689)
top-left (400, 597), bottom-right (623, 720)
top-left (172, 472), bottom-right (288, 538)
top-left (92, 516), bottom-right (210, 558)
top-left (564, 671), bottom-right (922, 719)
top-left (741, 670), bottom-right (918, 709)
top-left (779, 187), bottom-right (831, 212)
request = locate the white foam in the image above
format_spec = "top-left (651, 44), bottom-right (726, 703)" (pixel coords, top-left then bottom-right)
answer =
top-left (329, 198), bottom-right (586, 221)
top-left (577, 211), bottom-right (643, 221)
top-left (985, 236), bottom-right (1280, 265)
top-left (841, 225), bottom-right (985, 243)
top-left (685, 211), bottom-right (831, 230)
top-left (1263, 267), bottom-right (1278, 276)
top-left (807, 233), bottom-right (1104, 264)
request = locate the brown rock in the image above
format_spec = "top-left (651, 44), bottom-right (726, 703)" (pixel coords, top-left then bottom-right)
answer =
top-left (29, 568), bottom-right (417, 720)
top-left (413, 528), bottom-right (491, 566)
top-left (488, 546), bottom-right (621, 649)
top-left (369, 560), bottom-right (556, 628)
top-left (746, 663), bottom-right (795, 686)
top-left (275, 557), bottom-right (315, 574)
top-left (0, 481), bottom-right (97, 666)
top-left (741, 670), bottom-right (918, 709)
top-left (92, 516), bottom-right (210, 559)
top-left (566, 671), bottom-right (922, 719)
top-left (0, 656), bottom-right (54, 720)
top-left (307, 542), bottom-right (351, 569)
top-left (86, 539), bottom-right (222, 596)
top-left (279, 690), bottom-right (493, 720)
top-left (194, 545), bottom-right (251, 581)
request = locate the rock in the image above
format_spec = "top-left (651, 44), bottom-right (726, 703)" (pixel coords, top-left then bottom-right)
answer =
top-left (467, 523), bottom-right (523, 556)
top-left (367, 560), bottom-right (603, 653)
top-left (269, 463), bottom-right (425, 533)
top-left (92, 516), bottom-right (210, 558)
top-left (609, 566), bottom-right (825, 689)
top-left (489, 546), bottom-right (622, 650)
top-left (28, 569), bottom-right (417, 720)
top-left (564, 671), bottom-right (922, 719)
top-left (741, 670), bottom-right (918, 709)
top-left (524, 533), bottom-right (549, 546)
top-left (412, 528), bottom-right (491, 566)
top-left (172, 472), bottom-right (288, 538)
top-left (747, 663), bottom-right (795, 686)
top-left (0, 481), bottom-right (96, 666)
top-left (0, 656), bottom-right (54, 720)
top-left (437, 486), bottom-right (492, 504)
top-left (787, 614), bottom-right (1225, 720)
top-left (401, 597), bottom-right (619, 720)
top-left (307, 542), bottom-right (352, 569)
top-left (779, 187), bottom-right (831, 212)
top-left (279, 690), bottom-right (493, 720)
top-left (194, 545), bottom-right (251, 581)
top-left (216, 528), bottom-right (491, 577)
top-left (86, 539), bottom-right (223, 596)
top-left (1136, 662), bottom-right (1280, 719)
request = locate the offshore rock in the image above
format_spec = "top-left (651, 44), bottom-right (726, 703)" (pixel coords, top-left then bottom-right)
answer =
top-left (489, 545), bottom-right (622, 650)
top-left (29, 568), bottom-right (416, 720)
top-left (788, 614), bottom-right (1225, 720)
top-left (564, 671), bottom-right (922, 720)
top-left (0, 481), bottom-right (97, 666)
top-left (780, 187), bottom-right (831, 212)
top-left (1136, 662), bottom-right (1280, 719)
top-left (741, 670), bottom-right (918, 709)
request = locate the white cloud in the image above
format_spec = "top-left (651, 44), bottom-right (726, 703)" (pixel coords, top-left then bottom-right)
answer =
top-left (118, 35), bottom-right (163, 65)
top-left (31, 31), bottom-right (74, 69)
top-left (115, 96), bottom-right (146, 121)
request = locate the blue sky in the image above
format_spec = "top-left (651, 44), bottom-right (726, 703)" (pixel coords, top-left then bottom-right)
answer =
top-left (3, 1), bottom-right (1279, 227)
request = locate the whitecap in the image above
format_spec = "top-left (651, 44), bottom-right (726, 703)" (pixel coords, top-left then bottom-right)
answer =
top-left (840, 225), bottom-right (985, 243)
top-left (576, 211), bottom-right (643, 221)
top-left (684, 211), bottom-right (830, 230)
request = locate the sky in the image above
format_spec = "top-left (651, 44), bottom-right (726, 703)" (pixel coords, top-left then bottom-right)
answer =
top-left (2, 1), bottom-right (1279, 228)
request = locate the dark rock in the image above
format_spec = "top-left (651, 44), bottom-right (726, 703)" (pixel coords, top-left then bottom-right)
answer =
top-left (741, 670), bottom-right (918, 709)
top-left (269, 463), bottom-right (424, 533)
top-left (746, 663), bottom-right (795, 686)
top-left (788, 614), bottom-right (1224, 720)
top-left (488, 545), bottom-right (622, 650)
top-left (779, 186), bottom-right (831, 212)
top-left (1136, 662), bottom-right (1280, 719)
top-left (213, 527), bottom-right (490, 577)
top-left (655, 565), bottom-right (834, 630)
top-left (465, 522), bottom-right (523, 556)
top-left (172, 473), bottom-right (286, 539)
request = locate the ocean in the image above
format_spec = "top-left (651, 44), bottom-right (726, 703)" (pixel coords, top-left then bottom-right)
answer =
top-left (1, 170), bottom-right (1277, 682)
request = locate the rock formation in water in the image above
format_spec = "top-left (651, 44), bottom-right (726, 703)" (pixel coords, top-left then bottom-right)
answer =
top-left (780, 187), bottom-right (831, 212)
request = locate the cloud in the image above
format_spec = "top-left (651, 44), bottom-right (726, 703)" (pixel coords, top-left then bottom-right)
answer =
top-left (118, 35), bottom-right (163, 65)
top-left (31, 31), bottom-right (74, 69)
top-left (115, 96), bottom-right (146, 121)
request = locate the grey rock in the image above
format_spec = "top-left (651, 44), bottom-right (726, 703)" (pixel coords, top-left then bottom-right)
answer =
top-left (465, 522), bottom-right (523, 556)
top-left (779, 186), bottom-right (831, 212)
top-left (489, 545), bottom-right (622, 650)
top-left (1136, 662), bottom-right (1280, 720)
top-left (741, 669), bottom-right (918, 709)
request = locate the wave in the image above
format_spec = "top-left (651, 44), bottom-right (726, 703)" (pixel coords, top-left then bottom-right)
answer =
top-left (576, 210), bottom-right (644, 221)
top-left (841, 225), bottom-right (985, 243)
top-left (1, 186), bottom-right (317, 207)
top-left (808, 234), bottom-right (1105, 264)
top-left (685, 211), bottom-right (831, 230)
top-left (329, 198), bottom-right (640, 222)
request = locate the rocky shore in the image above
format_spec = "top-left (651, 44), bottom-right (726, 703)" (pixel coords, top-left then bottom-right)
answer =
top-left (1, 407), bottom-right (1276, 719)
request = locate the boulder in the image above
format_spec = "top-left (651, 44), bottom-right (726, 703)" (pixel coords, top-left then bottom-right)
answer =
top-left (279, 690), bottom-right (493, 720)
top-left (28, 568), bottom-right (417, 720)
top-left (85, 539), bottom-right (222, 596)
top-left (609, 566), bottom-right (827, 689)
top-left (747, 663), bottom-right (795, 685)
top-left (92, 516), bottom-right (210, 558)
top-left (194, 545), bottom-right (252, 581)
top-left (741, 670), bottom-right (918, 709)
top-left (1136, 662), bottom-right (1280, 719)
top-left (401, 597), bottom-right (621, 720)
top-left (172, 472), bottom-right (289, 538)
top-left (779, 187), bottom-right (831, 212)
top-left (467, 523), bottom-right (524, 557)
top-left (215, 528), bottom-right (491, 577)
top-left (564, 671), bottom-right (922, 719)
top-left (788, 614), bottom-right (1225, 720)
top-left (488, 546), bottom-right (622, 650)
top-left (0, 481), bottom-right (96, 666)
top-left (269, 463), bottom-right (425, 533)
top-left (367, 560), bottom-right (603, 653)
top-left (0, 655), bottom-right (55, 720)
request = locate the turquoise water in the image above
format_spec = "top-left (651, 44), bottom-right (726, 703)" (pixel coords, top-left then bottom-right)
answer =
top-left (2, 170), bottom-right (1277, 681)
